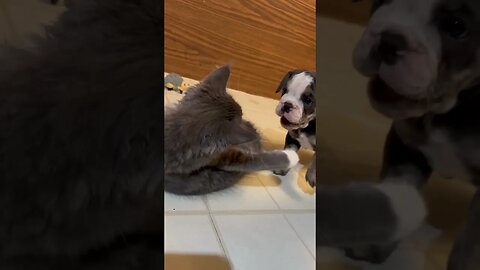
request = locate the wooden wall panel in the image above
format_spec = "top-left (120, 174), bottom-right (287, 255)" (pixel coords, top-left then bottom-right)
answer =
top-left (317, 0), bottom-right (372, 26)
top-left (164, 0), bottom-right (315, 99)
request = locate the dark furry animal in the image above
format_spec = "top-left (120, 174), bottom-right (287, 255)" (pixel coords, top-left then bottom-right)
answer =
top-left (164, 65), bottom-right (299, 195)
top-left (0, 0), bottom-right (163, 269)
top-left (317, 0), bottom-right (480, 269)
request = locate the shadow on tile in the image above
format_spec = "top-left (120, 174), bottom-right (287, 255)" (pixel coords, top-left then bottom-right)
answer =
top-left (165, 254), bottom-right (232, 270)
top-left (236, 174), bottom-right (266, 187)
top-left (261, 128), bottom-right (286, 149)
top-left (259, 168), bottom-right (315, 209)
top-left (206, 181), bottom-right (278, 211)
top-left (256, 173), bottom-right (282, 187)
top-left (298, 166), bottom-right (316, 195)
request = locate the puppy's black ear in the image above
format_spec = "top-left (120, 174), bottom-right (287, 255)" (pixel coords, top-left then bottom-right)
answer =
top-left (309, 71), bottom-right (317, 89)
top-left (275, 71), bottom-right (293, 93)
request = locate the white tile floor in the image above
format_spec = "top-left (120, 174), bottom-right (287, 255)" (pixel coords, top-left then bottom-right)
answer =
top-left (164, 74), bottom-right (316, 270)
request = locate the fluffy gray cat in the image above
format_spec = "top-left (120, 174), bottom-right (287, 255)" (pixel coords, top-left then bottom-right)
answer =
top-left (0, 0), bottom-right (164, 269)
top-left (164, 65), bottom-right (299, 195)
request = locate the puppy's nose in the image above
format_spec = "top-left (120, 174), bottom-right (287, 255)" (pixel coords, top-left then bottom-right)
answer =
top-left (282, 102), bottom-right (293, 113)
top-left (374, 31), bottom-right (407, 65)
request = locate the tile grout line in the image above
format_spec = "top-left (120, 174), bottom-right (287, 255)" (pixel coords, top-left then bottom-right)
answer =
top-left (257, 172), bottom-right (283, 210)
top-left (282, 213), bottom-right (316, 260)
top-left (257, 173), bottom-right (317, 261)
top-left (256, 167), bottom-right (315, 213)
top-left (164, 206), bottom-right (315, 216)
top-left (202, 195), bottom-right (233, 264)
top-left (164, 210), bottom-right (316, 215)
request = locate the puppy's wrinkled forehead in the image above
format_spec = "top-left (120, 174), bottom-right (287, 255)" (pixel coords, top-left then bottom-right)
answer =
top-left (372, 0), bottom-right (438, 19)
top-left (372, 0), bottom-right (480, 24)
top-left (369, 0), bottom-right (441, 48)
top-left (285, 72), bottom-right (314, 98)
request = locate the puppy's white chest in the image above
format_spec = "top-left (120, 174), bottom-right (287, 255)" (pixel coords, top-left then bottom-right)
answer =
top-left (298, 133), bottom-right (313, 150)
top-left (419, 131), bottom-right (470, 180)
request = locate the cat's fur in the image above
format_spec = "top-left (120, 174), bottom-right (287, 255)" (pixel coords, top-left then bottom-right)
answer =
top-left (164, 65), bottom-right (299, 195)
top-left (0, 0), bottom-right (163, 269)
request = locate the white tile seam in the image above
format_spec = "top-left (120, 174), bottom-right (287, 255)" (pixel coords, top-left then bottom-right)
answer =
top-left (165, 209), bottom-right (316, 215)
top-left (258, 172), bottom-right (284, 210)
top-left (282, 213), bottom-right (316, 260)
top-left (257, 170), bottom-right (316, 260)
top-left (253, 172), bottom-right (281, 211)
top-left (164, 211), bottom-right (209, 216)
top-left (203, 195), bottom-right (232, 262)
top-left (256, 167), bottom-right (315, 212)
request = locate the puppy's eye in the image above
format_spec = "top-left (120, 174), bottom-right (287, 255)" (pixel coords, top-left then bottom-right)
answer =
top-left (282, 88), bottom-right (287, 94)
top-left (302, 95), bottom-right (313, 105)
top-left (440, 15), bottom-right (469, 39)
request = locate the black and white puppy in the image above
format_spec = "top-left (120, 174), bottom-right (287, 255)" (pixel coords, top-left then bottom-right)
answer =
top-left (274, 70), bottom-right (316, 187)
top-left (316, 0), bottom-right (480, 269)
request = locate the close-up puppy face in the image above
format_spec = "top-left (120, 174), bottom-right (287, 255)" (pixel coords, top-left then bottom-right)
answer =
top-left (275, 70), bottom-right (316, 130)
top-left (353, 0), bottom-right (480, 119)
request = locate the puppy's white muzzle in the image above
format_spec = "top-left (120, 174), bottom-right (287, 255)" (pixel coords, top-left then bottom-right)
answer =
top-left (275, 94), bottom-right (304, 123)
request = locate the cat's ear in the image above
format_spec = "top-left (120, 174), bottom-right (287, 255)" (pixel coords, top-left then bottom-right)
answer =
top-left (201, 65), bottom-right (231, 91)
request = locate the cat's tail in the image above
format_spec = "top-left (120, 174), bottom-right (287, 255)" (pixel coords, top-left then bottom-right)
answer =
top-left (164, 170), bottom-right (243, 195)
top-left (316, 180), bottom-right (426, 248)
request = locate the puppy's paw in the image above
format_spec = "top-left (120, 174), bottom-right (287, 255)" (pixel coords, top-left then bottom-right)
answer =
top-left (282, 149), bottom-right (299, 169)
top-left (273, 169), bottom-right (290, 176)
top-left (306, 167), bottom-right (316, 188)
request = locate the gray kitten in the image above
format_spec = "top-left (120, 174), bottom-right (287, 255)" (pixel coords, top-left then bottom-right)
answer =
top-left (164, 65), bottom-right (299, 195)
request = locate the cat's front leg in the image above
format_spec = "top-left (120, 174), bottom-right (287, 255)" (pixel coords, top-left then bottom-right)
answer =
top-left (214, 147), bottom-right (299, 173)
top-left (273, 133), bottom-right (300, 176)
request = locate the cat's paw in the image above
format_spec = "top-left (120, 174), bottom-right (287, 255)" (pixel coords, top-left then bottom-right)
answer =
top-left (282, 149), bottom-right (299, 169)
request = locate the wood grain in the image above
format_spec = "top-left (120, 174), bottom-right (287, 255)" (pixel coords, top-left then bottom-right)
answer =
top-left (164, 0), bottom-right (315, 99)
